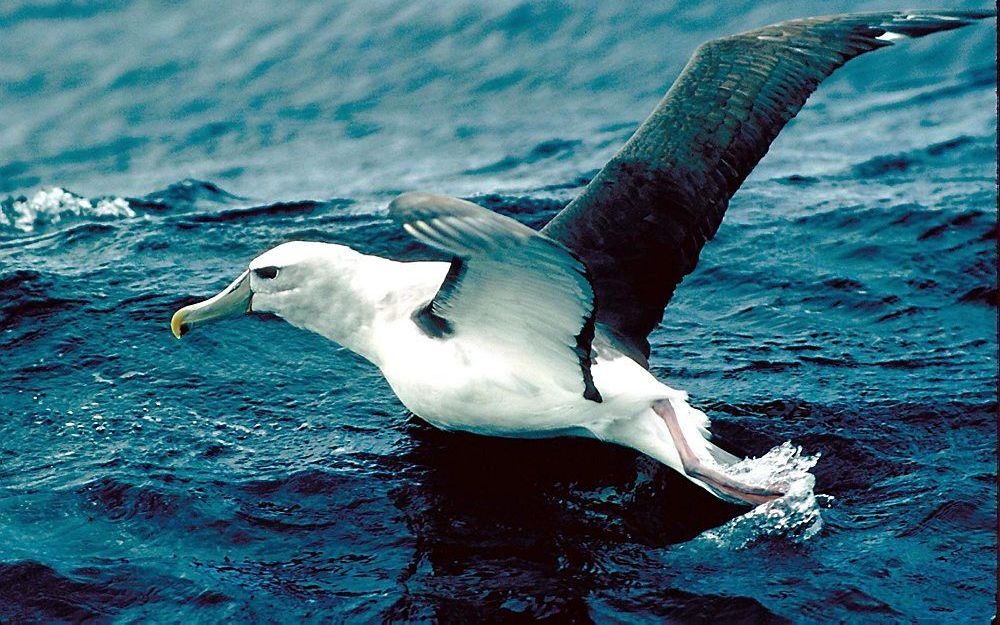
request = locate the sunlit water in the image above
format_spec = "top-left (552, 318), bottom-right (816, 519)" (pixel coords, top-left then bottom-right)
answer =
top-left (1, 1), bottom-right (996, 622)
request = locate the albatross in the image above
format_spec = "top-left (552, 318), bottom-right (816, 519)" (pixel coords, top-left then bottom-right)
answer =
top-left (170, 11), bottom-right (995, 506)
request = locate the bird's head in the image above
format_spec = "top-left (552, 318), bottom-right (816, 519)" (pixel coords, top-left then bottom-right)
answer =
top-left (170, 241), bottom-right (373, 345)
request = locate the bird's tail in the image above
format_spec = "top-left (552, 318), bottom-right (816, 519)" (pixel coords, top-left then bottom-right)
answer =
top-left (599, 396), bottom-right (734, 486)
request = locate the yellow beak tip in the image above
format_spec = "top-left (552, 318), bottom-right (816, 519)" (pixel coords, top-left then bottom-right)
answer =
top-left (170, 310), bottom-right (187, 340)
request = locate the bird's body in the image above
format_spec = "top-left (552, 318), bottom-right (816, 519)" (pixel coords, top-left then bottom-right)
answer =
top-left (379, 288), bottom-right (672, 440)
top-left (228, 237), bottom-right (738, 500)
top-left (248, 243), bottom-right (699, 466)
top-left (170, 10), bottom-right (995, 507)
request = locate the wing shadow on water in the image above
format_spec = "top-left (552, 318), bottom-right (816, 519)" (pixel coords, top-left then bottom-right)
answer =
top-left (380, 416), bottom-right (745, 621)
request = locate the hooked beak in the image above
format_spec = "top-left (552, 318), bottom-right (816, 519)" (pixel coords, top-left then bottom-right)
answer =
top-left (170, 270), bottom-right (252, 339)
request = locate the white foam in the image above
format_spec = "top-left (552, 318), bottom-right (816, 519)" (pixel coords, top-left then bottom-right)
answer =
top-left (696, 441), bottom-right (827, 548)
top-left (876, 31), bottom-right (907, 42)
top-left (4, 187), bottom-right (135, 233)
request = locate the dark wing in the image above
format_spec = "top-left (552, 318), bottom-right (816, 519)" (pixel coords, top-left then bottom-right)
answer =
top-left (541, 10), bottom-right (995, 364)
top-left (389, 192), bottom-right (602, 402)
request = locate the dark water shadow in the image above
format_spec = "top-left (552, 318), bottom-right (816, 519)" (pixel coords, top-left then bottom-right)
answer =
top-left (380, 417), bottom-right (744, 621)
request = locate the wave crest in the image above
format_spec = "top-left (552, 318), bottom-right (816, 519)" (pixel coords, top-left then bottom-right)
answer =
top-left (0, 187), bottom-right (134, 234)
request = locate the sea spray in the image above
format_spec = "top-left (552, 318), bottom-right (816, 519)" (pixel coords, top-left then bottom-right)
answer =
top-left (697, 442), bottom-right (828, 548)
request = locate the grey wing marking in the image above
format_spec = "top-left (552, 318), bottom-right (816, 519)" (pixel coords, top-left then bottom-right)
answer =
top-left (389, 192), bottom-right (603, 402)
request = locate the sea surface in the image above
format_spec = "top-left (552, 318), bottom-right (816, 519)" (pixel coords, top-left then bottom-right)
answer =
top-left (1, 1), bottom-right (996, 622)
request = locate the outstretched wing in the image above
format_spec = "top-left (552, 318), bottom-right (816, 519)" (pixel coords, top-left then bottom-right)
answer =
top-left (542, 10), bottom-right (995, 363)
top-left (389, 192), bottom-right (602, 402)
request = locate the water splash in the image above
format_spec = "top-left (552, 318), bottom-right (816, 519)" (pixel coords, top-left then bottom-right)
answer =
top-left (0, 187), bottom-right (135, 234)
top-left (697, 442), bottom-right (827, 548)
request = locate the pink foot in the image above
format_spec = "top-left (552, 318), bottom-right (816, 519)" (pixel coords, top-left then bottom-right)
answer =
top-left (652, 399), bottom-right (785, 506)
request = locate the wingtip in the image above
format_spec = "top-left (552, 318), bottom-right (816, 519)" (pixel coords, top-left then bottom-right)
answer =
top-left (956, 9), bottom-right (997, 20)
top-left (879, 9), bottom-right (997, 40)
top-left (897, 9), bottom-right (996, 20)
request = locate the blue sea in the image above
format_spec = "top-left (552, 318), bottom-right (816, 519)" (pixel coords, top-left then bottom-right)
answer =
top-left (1, 1), bottom-right (996, 622)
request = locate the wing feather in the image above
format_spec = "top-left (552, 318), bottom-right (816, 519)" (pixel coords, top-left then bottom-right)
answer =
top-left (389, 192), bottom-right (603, 402)
top-left (541, 10), bottom-right (994, 362)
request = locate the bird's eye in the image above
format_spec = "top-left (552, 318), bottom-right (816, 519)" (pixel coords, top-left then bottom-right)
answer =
top-left (254, 266), bottom-right (279, 279)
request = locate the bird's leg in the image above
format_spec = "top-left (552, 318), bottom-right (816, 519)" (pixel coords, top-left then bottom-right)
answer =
top-left (652, 399), bottom-right (785, 506)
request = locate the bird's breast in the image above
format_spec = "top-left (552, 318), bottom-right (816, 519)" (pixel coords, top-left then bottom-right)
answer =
top-left (375, 325), bottom-right (622, 436)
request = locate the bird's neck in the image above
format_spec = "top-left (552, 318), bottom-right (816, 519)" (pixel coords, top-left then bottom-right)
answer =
top-left (279, 251), bottom-right (447, 367)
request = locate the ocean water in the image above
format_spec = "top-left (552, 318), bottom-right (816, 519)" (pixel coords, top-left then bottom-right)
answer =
top-left (1, 1), bottom-right (996, 622)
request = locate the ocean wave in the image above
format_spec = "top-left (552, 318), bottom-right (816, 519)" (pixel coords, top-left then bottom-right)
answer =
top-left (0, 269), bottom-right (88, 329)
top-left (176, 199), bottom-right (346, 225)
top-left (132, 178), bottom-right (243, 211)
top-left (0, 560), bottom-right (129, 623)
top-left (77, 476), bottom-right (183, 522)
top-left (0, 559), bottom-right (227, 623)
top-left (850, 135), bottom-right (984, 179)
top-left (470, 193), bottom-right (567, 230)
top-left (0, 187), bottom-right (134, 235)
top-left (462, 138), bottom-right (583, 175)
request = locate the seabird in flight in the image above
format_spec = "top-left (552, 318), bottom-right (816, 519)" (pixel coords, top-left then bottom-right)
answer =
top-left (170, 11), bottom-right (995, 506)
